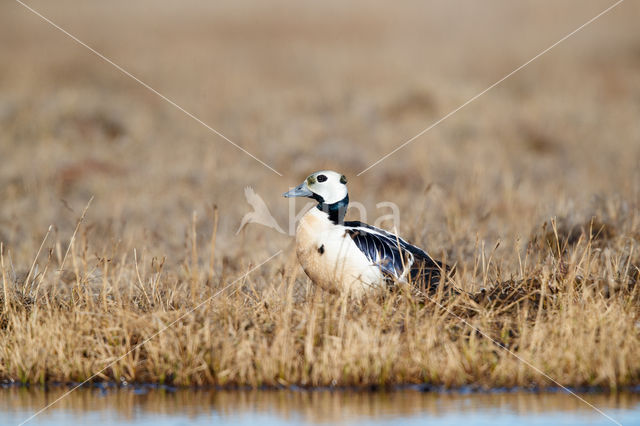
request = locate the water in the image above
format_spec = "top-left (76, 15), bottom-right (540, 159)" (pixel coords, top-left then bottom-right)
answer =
top-left (2, 386), bottom-right (639, 426)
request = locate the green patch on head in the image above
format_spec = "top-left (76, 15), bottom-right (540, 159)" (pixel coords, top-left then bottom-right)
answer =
top-left (307, 175), bottom-right (317, 186)
top-left (340, 175), bottom-right (347, 184)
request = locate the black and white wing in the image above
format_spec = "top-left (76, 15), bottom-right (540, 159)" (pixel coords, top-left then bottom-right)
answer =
top-left (343, 221), bottom-right (450, 289)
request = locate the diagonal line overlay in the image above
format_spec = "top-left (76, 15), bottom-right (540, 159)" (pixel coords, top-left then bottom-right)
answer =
top-left (424, 290), bottom-right (622, 425)
top-left (18, 250), bottom-right (283, 426)
top-left (357, 0), bottom-right (625, 176)
top-left (12, 0), bottom-right (628, 425)
top-left (14, 0), bottom-right (283, 176)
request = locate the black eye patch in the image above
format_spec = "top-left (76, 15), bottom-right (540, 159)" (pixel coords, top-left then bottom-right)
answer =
top-left (317, 174), bottom-right (328, 182)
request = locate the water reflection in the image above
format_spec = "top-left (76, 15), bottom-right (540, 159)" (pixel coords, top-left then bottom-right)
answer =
top-left (2, 387), bottom-right (639, 425)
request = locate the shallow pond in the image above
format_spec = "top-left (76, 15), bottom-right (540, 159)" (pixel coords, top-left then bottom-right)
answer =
top-left (2, 386), bottom-right (639, 425)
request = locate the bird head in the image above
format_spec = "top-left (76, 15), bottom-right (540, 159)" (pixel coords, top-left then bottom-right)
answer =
top-left (283, 170), bottom-right (348, 204)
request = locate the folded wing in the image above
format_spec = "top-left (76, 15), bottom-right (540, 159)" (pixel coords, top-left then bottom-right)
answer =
top-left (343, 221), bottom-right (450, 289)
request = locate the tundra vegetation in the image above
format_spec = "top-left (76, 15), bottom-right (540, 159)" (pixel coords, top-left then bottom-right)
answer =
top-left (0, 1), bottom-right (639, 389)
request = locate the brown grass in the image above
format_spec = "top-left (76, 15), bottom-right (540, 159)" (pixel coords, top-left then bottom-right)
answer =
top-left (0, 210), bottom-right (638, 388)
top-left (1, 0), bottom-right (640, 389)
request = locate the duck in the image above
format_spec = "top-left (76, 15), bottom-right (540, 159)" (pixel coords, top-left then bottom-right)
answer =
top-left (283, 170), bottom-right (452, 296)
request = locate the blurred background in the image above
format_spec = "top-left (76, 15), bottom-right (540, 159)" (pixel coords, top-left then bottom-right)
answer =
top-left (1, 0), bottom-right (639, 273)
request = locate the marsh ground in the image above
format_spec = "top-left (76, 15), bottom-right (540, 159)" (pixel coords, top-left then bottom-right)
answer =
top-left (1, 0), bottom-right (639, 389)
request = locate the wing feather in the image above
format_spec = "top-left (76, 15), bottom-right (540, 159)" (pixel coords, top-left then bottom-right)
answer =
top-left (344, 221), bottom-right (450, 289)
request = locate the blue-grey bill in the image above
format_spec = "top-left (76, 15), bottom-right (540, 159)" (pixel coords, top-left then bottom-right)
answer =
top-left (283, 183), bottom-right (313, 198)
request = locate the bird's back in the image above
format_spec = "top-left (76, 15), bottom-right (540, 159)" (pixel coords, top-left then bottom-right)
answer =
top-left (344, 220), bottom-right (453, 292)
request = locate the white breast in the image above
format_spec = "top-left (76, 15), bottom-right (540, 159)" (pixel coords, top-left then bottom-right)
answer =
top-left (295, 208), bottom-right (385, 295)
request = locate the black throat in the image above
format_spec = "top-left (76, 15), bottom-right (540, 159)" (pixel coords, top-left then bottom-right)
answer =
top-left (316, 194), bottom-right (349, 225)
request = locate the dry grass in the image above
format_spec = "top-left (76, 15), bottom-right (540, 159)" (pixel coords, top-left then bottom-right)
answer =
top-left (0, 210), bottom-right (638, 389)
top-left (1, 0), bottom-right (640, 389)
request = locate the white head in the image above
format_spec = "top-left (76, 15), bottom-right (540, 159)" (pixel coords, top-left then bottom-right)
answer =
top-left (283, 170), bottom-right (348, 205)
